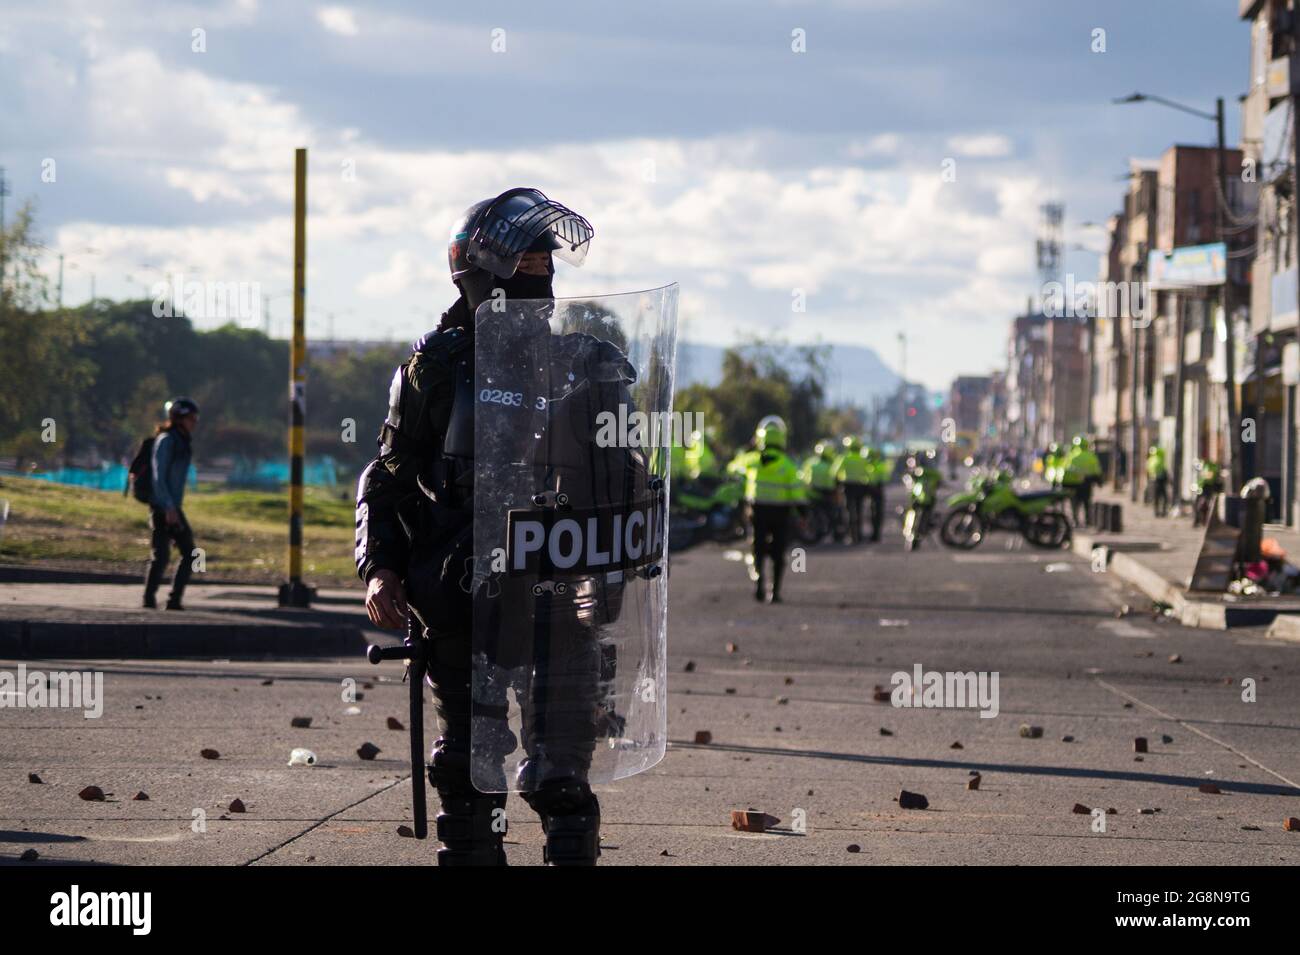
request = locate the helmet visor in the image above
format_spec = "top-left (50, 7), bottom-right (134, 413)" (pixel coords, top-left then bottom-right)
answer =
top-left (466, 189), bottom-right (593, 279)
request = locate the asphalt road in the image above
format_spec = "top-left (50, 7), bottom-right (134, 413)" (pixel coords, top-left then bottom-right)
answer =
top-left (4, 491), bottom-right (1299, 865)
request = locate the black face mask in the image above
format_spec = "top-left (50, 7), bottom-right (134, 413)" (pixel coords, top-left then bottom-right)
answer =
top-left (495, 269), bottom-right (554, 301)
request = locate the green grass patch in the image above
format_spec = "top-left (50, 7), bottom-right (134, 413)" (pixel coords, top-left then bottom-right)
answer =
top-left (0, 475), bottom-right (359, 586)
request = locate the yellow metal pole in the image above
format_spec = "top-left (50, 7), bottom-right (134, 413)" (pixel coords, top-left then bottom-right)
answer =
top-left (279, 147), bottom-right (313, 607)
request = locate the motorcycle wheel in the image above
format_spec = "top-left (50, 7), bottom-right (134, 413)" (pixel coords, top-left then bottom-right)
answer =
top-left (1024, 512), bottom-right (1070, 549)
top-left (941, 508), bottom-right (983, 550)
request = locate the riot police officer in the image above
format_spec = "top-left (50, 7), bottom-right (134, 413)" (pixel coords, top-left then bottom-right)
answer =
top-left (743, 420), bottom-right (805, 602)
top-left (356, 188), bottom-right (631, 866)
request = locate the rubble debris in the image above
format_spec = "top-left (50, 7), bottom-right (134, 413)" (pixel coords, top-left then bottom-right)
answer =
top-left (967, 774), bottom-right (981, 791)
top-left (290, 716), bottom-right (312, 729)
top-left (1133, 737), bottom-right (1148, 753)
top-left (288, 748), bottom-right (317, 766)
top-left (776, 697), bottom-right (789, 705)
top-left (1019, 724), bottom-right (1043, 739)
top-left (387, 717), bottom-right (404, 731)
top-left (879, 728), bottom-right (893, 736)
top-left (1072, 803), bottom-right (1091, 815)
top-left (1122, 702), bottom-right (1134, 709)
top-left (200, 748), bottom-right (220, 760)
top-left (1106, 808), bottom-right (1117, 815)
top-left (730, 809), bottom-right (779, 832)
top-left (357, 742), bottom-right (381, 761)
top-left (1139, 808), bottom-right (1156, 815)
top-left (950, 741), bottom-right (963, 749)
top-left (397, 825), bottom-right (415, 838)
top-left (784, 676), bottom-right (794, 685)
top-left (1198, 783), bottom-right (1222, 795)
top-left (872, 686), bottom-right (892, 702)
top-left (1168, 654), bottom-right (1182, 664)
top-left (229, 798), bottom-right (246, 813)
top-left (1241, 825), bottom-right (1262, 831)
top-left (1284, 818), bottom-right (1300, 832)
top-left (20, 849), bottom-right (38, 862)
top-left (1061, 735), bottom-right (1075, 743)
top-left (78, 786), bottom-right (105, 801)
top-left (724, 688), bottom-right (736, 695)
top-left (1116, 604), bottom-right (1131, 618)
top-left (28, 773), bottom-right (42, 784)
top-left (897, 790), bottom-right (929, 810)
top-left (726, 642), bottom-right (738, 654)
top-left (846, 844), bottom-right (861, 853)
top-left (1161, 734), bottom-right (1173, 744)
top-left (261, 679), bottom-right (274, 686)
top-left (683, 661), bottom-right (696, 673)
top-left (133, 791), bottom-right (149, 801)
top-left (693, 731), bottom-right (712, 745)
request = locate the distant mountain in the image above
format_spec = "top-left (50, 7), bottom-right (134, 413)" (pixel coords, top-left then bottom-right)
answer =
top-left (673, 341), bottom-right (904, 409)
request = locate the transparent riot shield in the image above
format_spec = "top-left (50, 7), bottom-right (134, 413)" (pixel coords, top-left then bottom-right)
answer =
top-left (471, 284), bottom-right (678, 793)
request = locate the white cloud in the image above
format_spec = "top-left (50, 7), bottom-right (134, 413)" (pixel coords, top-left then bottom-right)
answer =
top-left (318, 6), bottom-right (359, 37)
top-left (946, 133), bottom-right (1014, 158)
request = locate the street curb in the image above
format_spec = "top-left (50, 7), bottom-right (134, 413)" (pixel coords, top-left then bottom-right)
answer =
top-left (1073, 533), bottom-right (1233, 630)
top-left (1265, 614), bottom-right (1300, 644)
top-left (0, 618), bottom-right (382, 660)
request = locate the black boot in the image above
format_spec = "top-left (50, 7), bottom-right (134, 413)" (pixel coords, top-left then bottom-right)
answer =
top-left (428, 751), bottom-right (508, 866)
top-left (541, 811), bottom-right (601, 866)
top-left (431, 791), bottom-right (508, 866)
top-left (524, 780), bottom-right (601, 866)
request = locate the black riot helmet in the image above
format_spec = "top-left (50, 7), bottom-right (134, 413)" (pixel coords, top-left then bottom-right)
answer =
top-left (447, 188), bottom-right (593, 310)
top-left (165, 396), bottom-right (199, 419)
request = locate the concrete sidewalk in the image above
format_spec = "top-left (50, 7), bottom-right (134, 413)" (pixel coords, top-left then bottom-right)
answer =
top-left (0, 569), bottom-right (389, 660)
top-left (1072, 488), bottom-right (1300, 636)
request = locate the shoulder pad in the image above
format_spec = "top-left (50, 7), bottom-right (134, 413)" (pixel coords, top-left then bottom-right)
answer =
top-left (412, 326), bottom-right (471, 359)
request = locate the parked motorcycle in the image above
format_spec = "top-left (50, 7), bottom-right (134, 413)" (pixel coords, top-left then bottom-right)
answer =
top-left (902, 464), bottom-right (941, 551)
top-left (940, 471), bottom-right (1072, 550)
top-left (669, 477), bottom-right (746, 552)
top-left (795, 486), bottom-right (849, 545)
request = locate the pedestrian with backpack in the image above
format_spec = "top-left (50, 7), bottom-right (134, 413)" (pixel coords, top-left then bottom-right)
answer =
top-left (130, 398), bottom-right (199, 609)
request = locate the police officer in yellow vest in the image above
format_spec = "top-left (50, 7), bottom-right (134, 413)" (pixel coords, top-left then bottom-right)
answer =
top-left (1061, 435), bottom-right (1102, 526)
top-left (1146, 445), bottom-right (1169, 518)
top-left (800, 438), bottom-right (841, 542)
top-left (1042, 442), bottom-right (1064, 489)
top-left (744, 420), bottom-right (805, 603)
top-left (685, 427), bottom-right (720, 487)
top-left (833, 436), bottom-right (873, 544)
top-left (862, 444), bottom-right (887, 542)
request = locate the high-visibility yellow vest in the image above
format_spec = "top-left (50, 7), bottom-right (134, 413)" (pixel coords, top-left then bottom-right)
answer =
top-left (834, 451), bottom-right (872, 485)
top-left (800, 455), bottom-right (837, 491)
top-left (746, 450), bottom-right (806, 504)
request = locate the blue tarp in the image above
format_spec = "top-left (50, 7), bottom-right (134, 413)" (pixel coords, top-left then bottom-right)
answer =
top-left (226, 456), bottom-right (339, 489)
top-left (25, 456), bottom-right (338, 491)
top-left (26, 463), bottom-right (195, 492)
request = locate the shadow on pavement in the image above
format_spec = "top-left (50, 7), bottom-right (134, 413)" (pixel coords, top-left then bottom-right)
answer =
top-left (670, 740), bottom-right (1300, 797)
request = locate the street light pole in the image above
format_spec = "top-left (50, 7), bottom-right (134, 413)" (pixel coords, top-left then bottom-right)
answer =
top-left (1215, 96), bottom-right (1242, 495)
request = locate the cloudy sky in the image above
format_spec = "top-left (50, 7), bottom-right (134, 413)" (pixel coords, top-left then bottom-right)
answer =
top-left (1, 0), bottom-right (1249, 389)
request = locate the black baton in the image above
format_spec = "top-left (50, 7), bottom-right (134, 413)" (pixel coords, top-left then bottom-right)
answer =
top-left (366, 614), bottom-right (428, 839)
